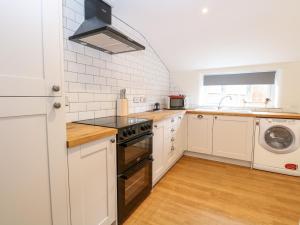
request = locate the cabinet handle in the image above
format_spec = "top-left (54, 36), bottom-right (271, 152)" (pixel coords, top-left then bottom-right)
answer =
top-left (53, 102), bottom-right (61, 109)
top-left (171, 146), bottom-right (175, 151)
top-left (52, 85), bottom-right (60, 92)
top-left (197, 115), bottom-right (203, 119)
top-left (171, 137), bottom-right (175, 142)
top-left (178, 116), bottom-right (182, 119)
top-left (154, 125), bottom-right (158, 128)
top-left (110, 139), bottom-right (116, 143)
top-left (215, 116), bottom-right (218, 120)
top-left (171, 128), bottom-right (175, 132)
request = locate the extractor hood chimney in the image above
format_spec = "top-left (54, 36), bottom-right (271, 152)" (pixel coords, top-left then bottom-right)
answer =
top-left (69, 0), bottom-right (145, 54)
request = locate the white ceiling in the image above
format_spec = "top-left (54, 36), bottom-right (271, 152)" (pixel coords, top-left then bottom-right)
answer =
top-left (112, 0), bottom-right (300, 72)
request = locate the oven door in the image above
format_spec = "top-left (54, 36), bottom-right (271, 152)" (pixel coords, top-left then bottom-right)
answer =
top-left (117, 158), bottom-right (152, 224)
top-left (118, 132), bottom-right (153, 173)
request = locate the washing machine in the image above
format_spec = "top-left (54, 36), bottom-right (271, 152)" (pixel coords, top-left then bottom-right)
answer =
top-left (253, 118), bottom-right (300, 176)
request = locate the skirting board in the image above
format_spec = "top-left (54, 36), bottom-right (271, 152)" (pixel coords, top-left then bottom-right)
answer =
top-left (184, 151), bottom-right (252, 168)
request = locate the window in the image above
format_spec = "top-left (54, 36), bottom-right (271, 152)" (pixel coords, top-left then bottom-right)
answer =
top-left (200, 72), bottom-right (277, 108)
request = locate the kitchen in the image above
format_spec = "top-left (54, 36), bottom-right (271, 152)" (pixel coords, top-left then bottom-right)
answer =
top-left (1, 0), bottom-right (300, 225)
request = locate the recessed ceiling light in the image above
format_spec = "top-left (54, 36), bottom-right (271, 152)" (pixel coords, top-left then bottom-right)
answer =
top-left (202, 8), bottom-right (208, 14)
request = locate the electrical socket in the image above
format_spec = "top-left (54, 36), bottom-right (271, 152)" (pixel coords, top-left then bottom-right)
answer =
top-left (133, 97), bottom-right (140, 103)
top-left (140, 97), bottom-right (146, 103)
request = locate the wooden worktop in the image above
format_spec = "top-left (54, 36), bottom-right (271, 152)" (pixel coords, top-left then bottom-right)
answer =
top-left (129, 110), bottom-right (186, 122)
top-left (187, 109), bottom-right (300, 119)
top-left (66, 123), bottom-right (117, 148)
top-left (66, 109), bottom-right (300, 147)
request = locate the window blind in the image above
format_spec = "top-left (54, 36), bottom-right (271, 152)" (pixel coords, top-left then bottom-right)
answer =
top-left (203, 71), bottom-right (276, 86)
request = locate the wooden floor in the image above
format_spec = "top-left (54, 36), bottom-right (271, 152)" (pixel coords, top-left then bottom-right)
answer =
top-left (124, 156), bottom-right (300, 225)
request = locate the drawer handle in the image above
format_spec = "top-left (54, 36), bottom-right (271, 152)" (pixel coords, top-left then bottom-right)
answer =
top-left (110, 139), bottom-right (116, 143)
top-left (171, 128), bottom-right (175, 132)
top-left (171, 119), bottom-right (175, 122)
top-left (171, 137), bottom-right (175, 142)
top-left (171, 146), bottom-right (175, 151)
top-left (215, 116), bottom-right (218, 120)
top-left (154, 125), bottom-right (158, 128)
top-left (197, 115), bottom-right (203, 119)
top-left (178, 116), bottom-right (182, 119)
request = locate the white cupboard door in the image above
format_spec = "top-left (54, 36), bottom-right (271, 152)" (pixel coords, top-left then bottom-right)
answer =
top-left (0, 0), bottom-right (63, 96)
top-left (213, 116), bottom-right (254, 161)
top-left (0, 97), bottom-right (69, 225)
top-left (175, 114), bottom-right (187, 155)
top-left (68, 138), bottom-right (117, 225)
top-left (188, 114), bottom-right (213, 154)
top-left (153, 121), bottom-right (165, 185)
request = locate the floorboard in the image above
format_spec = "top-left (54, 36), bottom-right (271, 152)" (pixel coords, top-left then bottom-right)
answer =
top-left (124, 156), bottom-right (300, 225)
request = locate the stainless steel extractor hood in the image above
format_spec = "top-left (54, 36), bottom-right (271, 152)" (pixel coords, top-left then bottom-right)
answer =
top-left (69, 0), bottom-right (145, 54)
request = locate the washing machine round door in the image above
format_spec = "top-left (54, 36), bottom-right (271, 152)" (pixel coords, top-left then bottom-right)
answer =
top-left (264, 126), bottom-right (295, 153)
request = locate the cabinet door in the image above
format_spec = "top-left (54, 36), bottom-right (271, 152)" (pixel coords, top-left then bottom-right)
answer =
top-left (188, 114), bottom-right (213, 154)
top-left (175, 114), bottom-right (187, 155)
top-left (0, 97), bottom-right (69, 225)
top-left (153, 121), bottom-right (165, 185)
top-left (213, 116), bottom-right (254, 161)
top-left (0, 0), bottom-right (63, 96)
top-left (68, 137), bottom-right (117, 225)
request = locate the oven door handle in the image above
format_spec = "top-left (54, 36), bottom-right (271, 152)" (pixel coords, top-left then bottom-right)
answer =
top-left (120, 133), bottom-right (153, 147)
top-left (118, 157), bottom-right (153, 180)
top-left (118, 174), bottom-right (129, 180)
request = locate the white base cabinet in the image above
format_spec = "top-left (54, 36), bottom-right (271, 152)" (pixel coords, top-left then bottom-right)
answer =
top-left (0, 97), bottom-right (69, 225)
top-left (152, 113), bottom-right (186, 185)
top-left (187, 114), bottom-right (213, 154)
top-left (187, 114), bottom-right (255, 162)
top-left (212, 115), bottom-right (254, 161)
top-left (68, 137), bottom-right (117, 225)
top-left (152, 121), bottom-right (166, 184)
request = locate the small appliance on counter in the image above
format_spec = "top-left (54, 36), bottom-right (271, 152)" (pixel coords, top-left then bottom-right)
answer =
top-left (166, 95), bottom-right (186, 109)
top-left (153, 102), bottom-right (160, 111)
top-left (117, 89), bottom-right (128, 116)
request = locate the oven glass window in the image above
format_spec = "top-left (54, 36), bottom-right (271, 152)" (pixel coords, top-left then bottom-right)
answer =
top-left (125, 164), bottom-right (150, 205)
top-left (170, 98), bottom-right (184, 108)
top-left (124, 138), bottom-right (152, 168)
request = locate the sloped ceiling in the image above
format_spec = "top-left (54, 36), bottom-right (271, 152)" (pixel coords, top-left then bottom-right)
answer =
top-left (112, 0), bottom-right (300, 72)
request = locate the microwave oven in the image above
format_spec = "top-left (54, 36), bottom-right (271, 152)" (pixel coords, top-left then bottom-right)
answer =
top-left (166, 95), bottom-right (186, 109)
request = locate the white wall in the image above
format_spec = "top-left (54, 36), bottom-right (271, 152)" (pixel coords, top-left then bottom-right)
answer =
top-left (63, 0), bottom-right (170, 122)
top-left (171, 61), bottom-right (300, 112)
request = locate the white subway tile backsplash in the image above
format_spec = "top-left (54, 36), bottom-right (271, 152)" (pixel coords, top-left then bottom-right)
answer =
top-left (69, 82), bottom-right (86, 92)
top-left (94, 76), bottom-right (106, 85)
top-left (68, 61), bottom-right (85, 73)
top-left (86, 65), bottom-right (100, 75)
top-left (65, 71), bottom-right (78, 82)
top-left (78, 93), bottom-right (94, 102)
top-left (85, 47), bottom-right (100, 58)
top-left (64, 50), bottom-right (76, 62)
top-left (77, 54), bottom-right (93, 65)
top-left (78, 111), bottom-right (94, 120)
top-left (63, 3), bottom-right (170, 122)
top-left (69, 102), bottom-right (86, 112)
top-left (78, 73), bottom-right (94, 84)
top-left (93, 58), bottom-right (106, 68)
top-left (87, 102), bottom-right (101, 111)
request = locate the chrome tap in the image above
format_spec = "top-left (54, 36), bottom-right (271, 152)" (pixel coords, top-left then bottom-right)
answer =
top-left (218, 95), bottom-right (232, 110)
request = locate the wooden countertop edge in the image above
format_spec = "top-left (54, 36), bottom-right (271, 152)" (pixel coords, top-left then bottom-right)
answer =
top-left (67, 123), bottom-right (117, 148)
top-left (186, 110), bottom-right (300, 119)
